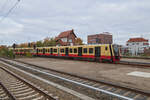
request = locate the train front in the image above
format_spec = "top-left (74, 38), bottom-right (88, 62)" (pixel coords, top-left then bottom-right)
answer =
top-left (112, 45), bottom-right (120, 62)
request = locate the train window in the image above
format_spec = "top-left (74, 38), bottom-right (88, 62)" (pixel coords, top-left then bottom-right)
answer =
top-left (48, 49), bottom-right (50, 52)
top-left (45, 49), bottom-right (47, 52)
top-left (54, 49), bottom-right (57, 53)
top-left (61, 49), bottom-right (64, 53)
top-left (41, 49), bottom-right (43, 52)
top-left (74, 48), bottom-right (77, 53)
top-left (105, 47), bottom-right (108, 51)
top-left (69, 48), bottom-right (72, 53)
top-left (83, 48), bottom-right (87, 53)
top-left (89, 48), bottom-right (93, 54)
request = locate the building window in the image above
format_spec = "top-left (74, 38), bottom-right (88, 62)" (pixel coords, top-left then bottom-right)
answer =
top-left (83, 48), bottom-right (87, 53)
top-left (132, 43), bottom-right (134, 45)
top-left (69, 39), bottom-right (72, 42)
top-left (89, 48), bottom-right (93, 54)
top-left (61, 38), bottom-right (67, 42)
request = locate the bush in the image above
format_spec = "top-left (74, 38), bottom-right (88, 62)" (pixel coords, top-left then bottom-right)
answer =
top-left (26, 52), bottom-right (32, 58)
top-left (0, 47), bottom-right (14, 59)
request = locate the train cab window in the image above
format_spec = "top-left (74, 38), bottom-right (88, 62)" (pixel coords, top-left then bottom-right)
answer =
top-left (105, 47), bottom-right (108, 51)
top-left (74, 48), bottom-right (77, 53)
top-left (89, 48), bottom-right (93, 54)
top-left (83, 48), bottom-right (87, 53)
top-left (69, 48), bottom-right (72, 53)
top-left (60, 49), bottom-right (64, 53)
top-left (54, 49), bottom-right (57, 53)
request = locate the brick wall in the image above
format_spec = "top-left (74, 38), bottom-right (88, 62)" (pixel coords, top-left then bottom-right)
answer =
top-left (67, 32), bottom-right (76, 45)
top-left (88, 33), bottom-right (112, 44)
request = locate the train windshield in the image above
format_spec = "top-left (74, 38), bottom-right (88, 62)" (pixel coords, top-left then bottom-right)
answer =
top-left (113, 45), bottom-right (120, 57)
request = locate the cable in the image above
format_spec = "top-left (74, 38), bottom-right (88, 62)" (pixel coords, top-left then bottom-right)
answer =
top-left (0, 0), bottom-right (20, 23)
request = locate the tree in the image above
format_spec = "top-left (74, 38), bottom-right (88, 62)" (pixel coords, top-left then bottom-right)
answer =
top-left (0, 46), bottom-right (14, 58)
top-left (43, 37), bottom-right (56, 46)
top-left (36, 40), bottom-right (44, 47)
top-left (75, 38), bottom-right (83, 45)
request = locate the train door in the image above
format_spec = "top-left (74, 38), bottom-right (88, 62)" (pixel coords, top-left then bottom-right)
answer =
top-left (50, 48), bottom-right (53, 55)
top-left (58, 48), bottom-right (60, 56)
top-left (36, 48), bottom-right (38, 55)
top-left (95, 46), bottom-right (101, 60)
top-left (78, 47), bottom-right (82, 56)
top-left (112, 45), bottom-right (120, 60)
top-left (43, 48), bottom-right (45, 55)
top-left (65, 48), bottom-right (69, 56)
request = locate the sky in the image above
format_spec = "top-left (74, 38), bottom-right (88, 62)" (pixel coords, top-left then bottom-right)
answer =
top-left (0, 0), bottom-right (150, 46)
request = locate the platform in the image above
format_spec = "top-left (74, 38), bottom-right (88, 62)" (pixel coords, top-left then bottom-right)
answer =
top-left (17, 57), bottom-right (150, 92)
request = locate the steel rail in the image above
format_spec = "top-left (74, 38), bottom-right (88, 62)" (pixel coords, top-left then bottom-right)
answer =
top-left (0, 81), bottom-right (16, 100)
top-left (0, 64), bottom-right (56, 100)
top-left (119, 61), bottom-right (150, 67)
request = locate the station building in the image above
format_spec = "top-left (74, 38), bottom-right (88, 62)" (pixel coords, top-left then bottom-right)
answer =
top-left (126, 37), bottom-right (149, 55)
top-left (55, 29), bottom-right (77, 46)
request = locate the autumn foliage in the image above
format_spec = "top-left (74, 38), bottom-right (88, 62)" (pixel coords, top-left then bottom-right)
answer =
top-left (75, 38), bottom-right (83, 45)
top-left (15, 37), bottom-right (56, 48)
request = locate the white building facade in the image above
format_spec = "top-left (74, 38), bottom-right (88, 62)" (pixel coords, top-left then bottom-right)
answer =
top-left (126, 38), bottom-right (149, 55)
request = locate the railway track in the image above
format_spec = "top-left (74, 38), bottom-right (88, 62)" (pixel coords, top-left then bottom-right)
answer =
top-left (0, 64), bottom-right (57, 100)
top-left (0, 81), bottom-right (16, 100)
top-left (119, 61), bottom-right (150, 67)
top-left (0, 58), bottom-right (150, 100)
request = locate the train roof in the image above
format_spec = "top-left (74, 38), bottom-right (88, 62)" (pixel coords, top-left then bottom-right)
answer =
top-left (10, 44), bottom-right (115, 49)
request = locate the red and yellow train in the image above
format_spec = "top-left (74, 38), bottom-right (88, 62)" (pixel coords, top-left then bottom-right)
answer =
top-left (11, 44), bottom-right (120, 63)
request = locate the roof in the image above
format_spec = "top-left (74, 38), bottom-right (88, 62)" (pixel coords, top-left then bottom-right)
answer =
top-left (127, 37), bottom-right (148, 42)
top-left (56, 39), bottom-right (67, 46)
top-left (55, 29), bottom-right (77, 46)
top-left (88, 32), bottom-right (112, 37)
top-left (57, 29), bottom-right (77, 38)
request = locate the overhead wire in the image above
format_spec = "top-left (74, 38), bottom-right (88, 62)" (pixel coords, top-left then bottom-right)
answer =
top-left (0, 0), bottom-right (20, 23)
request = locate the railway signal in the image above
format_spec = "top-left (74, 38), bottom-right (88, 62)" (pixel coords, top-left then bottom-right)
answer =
top-left (12, 43), bottom-right (16, 49)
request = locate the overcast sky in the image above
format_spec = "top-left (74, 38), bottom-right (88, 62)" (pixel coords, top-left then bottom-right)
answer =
top-left (0, 0), bottom-right (150, 45)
